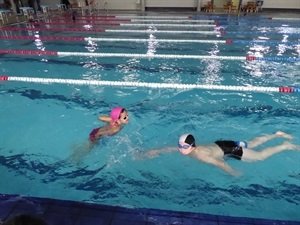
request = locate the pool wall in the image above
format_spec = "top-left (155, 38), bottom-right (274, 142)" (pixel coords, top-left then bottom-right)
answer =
top-left (1, 194), bottom-right (300, 225)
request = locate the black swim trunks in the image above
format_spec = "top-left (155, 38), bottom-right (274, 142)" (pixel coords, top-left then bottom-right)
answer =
top-left (215, 140), bottom-right (243, 160)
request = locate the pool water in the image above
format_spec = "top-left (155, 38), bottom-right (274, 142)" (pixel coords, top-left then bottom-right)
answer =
top-left (0, 12), bottom-right (300, 221)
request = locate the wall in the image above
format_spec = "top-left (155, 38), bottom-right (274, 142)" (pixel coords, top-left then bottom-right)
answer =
top-left (40, 0), bottom-right (60, 9)
top-left (145, 0), bottom-right (198, 8)
top-left (102, 0), bottom-right (140, 10)
top-left (40, 0), bottom-right (140, 10)
top-left (213, 0), bottom-right (227, 8)
top-left (262, 0), bottom-right (300, 9)
top-left (39, 0), bottom-right (300, 10)
top-left (240, 0), bottom-right (300, 9)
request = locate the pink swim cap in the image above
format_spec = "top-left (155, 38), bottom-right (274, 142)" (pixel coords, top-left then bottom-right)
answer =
top-left (110, 107), bottom-right (123, 122)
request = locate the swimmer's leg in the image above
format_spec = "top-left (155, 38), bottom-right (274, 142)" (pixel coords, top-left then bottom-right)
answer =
top-left (70, 141), bottom-right (93, 164)
top-left (247, 131), bottom-right (294, 149)
top-left (242, 141), bottom-right (299, 162)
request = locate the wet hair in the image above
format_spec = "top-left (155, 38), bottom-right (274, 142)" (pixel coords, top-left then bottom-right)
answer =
top-left (118, 108), bottom-right (126, 119)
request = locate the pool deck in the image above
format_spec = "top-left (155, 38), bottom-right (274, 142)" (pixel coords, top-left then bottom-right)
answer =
top-left (0, 194), bottom-right (299, 225)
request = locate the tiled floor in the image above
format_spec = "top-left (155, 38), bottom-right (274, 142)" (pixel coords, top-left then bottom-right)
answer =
top-left (0, 194), bottom-right (299, 225)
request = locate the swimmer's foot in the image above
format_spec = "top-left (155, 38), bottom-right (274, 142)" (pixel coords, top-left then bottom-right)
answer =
top-left (275, 131), bottom-right (294, 140)
top-left (282, 141), bottom-right (299, 151)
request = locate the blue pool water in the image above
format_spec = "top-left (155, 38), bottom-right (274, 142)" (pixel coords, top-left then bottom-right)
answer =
top-left (0, 12), bottom-right (300, 222)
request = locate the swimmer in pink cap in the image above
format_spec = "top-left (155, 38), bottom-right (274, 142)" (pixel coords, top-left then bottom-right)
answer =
top-left (89, 107), bottom-right (129, 145)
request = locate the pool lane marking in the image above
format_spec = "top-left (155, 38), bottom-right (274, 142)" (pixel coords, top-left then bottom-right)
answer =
top-left (61, 15), bottom-right (300, 21)
top-left (0, 36), bottom-right (227, 43)
top-left (52, 17), bottom-right (300, 26)
top-left (51, 18), bottom-right (216, 23)
top-left (57, 14), bottom-right (300, 23)
top-left (1, 27), bottom-right (299, 35)
top-left (1, 76), bottom-right (299, 93)
top-left (31, 21), bottom-right (300, 29)
top-left (105, 29), bottom-right (218, 34)
top-left (1, 36), bottom-right (299, 46)
top-left (0, 27), bottom-right (219, 34)
top-left (270, 17), bottom-right (300, 21)
top-left (31, 22), bottom-right (217, 27)
top-left (57, 14), bottom-right (300, 22)
top-left (0, 50), bottom-right (299, 62)
top-left (0, 27), bottom-right (106, 33)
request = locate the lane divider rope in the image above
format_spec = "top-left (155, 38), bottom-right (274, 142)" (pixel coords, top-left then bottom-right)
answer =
top-left (31, 21), bottom-right (217, 27)
top-left (0, 35), bottom-right (227, 43)
top-left (51, 18), bottom-right (132, 22)
top-left (32, 21), bottom-right (300, 29)
top-left (0, 50), bottom-right (299, 62)
top-left (1, 76), bottom-right (299, 93)
top-left (39, 21), bottom-right (121, 26)
top-left (271, 17), bottom-right (300, 21)
top-left (62, 15), bottom-right (300, 21)
top-left (0, 36), bottom-right (299, 46)
top-left (59, 15), bottom-right (300, 22)
top-left (220, 30), bottom-right (300, 35)
top-left (84, 15), bottom-right (191, 19)
top-left (129, 19), bottom-right (214, 23)
top-left (108, 23), bottom-right (216, 27)
top-left (1, 27), bottom-right (299, 35)
top-left (58, 14), bottom-right (300, 22)
top-left (0, 27), bottom-right (105, 33)
top-left (101, 29), bottom-right (218, 34)
top-left (53, 16), bottom-right (300, 25)
top-left (53, 18), bottom-right (216, 23)
top-left (190, 15), bottom-right (300, 21)
top-left (0, 27), bottom-right (218, 34)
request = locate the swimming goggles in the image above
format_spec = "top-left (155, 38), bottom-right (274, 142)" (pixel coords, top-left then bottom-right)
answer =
top-left (178, 142), bottom-right (194, 149)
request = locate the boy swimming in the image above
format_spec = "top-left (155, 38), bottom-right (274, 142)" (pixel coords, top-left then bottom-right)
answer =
top-left (146, 131), bottom-right (299, 176)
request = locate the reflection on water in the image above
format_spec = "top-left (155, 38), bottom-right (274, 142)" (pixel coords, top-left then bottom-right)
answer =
top-left (147, 33), bottom-right (158, 55)
top-left (85, 38), bottom-right (98, 52)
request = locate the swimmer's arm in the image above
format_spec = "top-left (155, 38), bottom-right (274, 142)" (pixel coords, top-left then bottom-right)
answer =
top-left (200, 156), bottom-right (240, 176)
top-left (98, 115), bottom-right (112, 123)
top-left (146, 147), bottom-right (177, 158)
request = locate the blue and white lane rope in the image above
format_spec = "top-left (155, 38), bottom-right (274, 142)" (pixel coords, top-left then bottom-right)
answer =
top-left (190, 15), bottom-right (300, 20)
top-left (116, 16), bottom-right (191, 19)
top-left (1, 76), bottom-right (299, 93)
top-left (129, 19), bottom-right (214, 23)
top-left (104, 30), bottom-right (219, 34)
top-left (114, 15), bottom-right (300, 21)
top-left (1, 36), bottom-right (299, 46)
top-left (81, 38), bottom-right (300, 46)
top-left (271, 17), bottom-right (300, 21)
top-left (120, 23), bottom-right (216, 27)
top-left (85, 37), bottom-right (226, 43)
top-left (0, 50), bottom-right (299, 62)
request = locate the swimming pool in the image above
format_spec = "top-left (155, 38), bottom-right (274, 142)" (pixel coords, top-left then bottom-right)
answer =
top-left (0, 12), bottom-right (300, 222)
